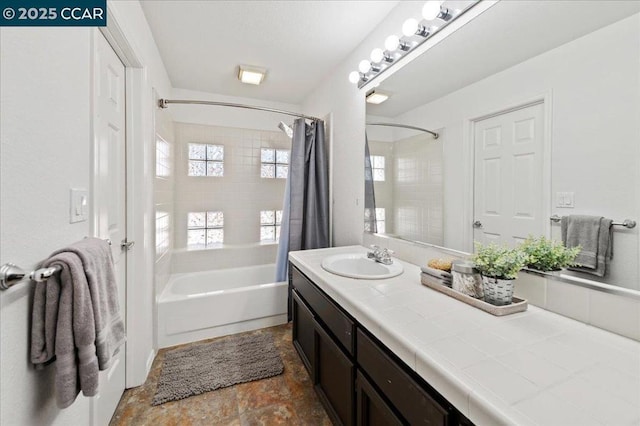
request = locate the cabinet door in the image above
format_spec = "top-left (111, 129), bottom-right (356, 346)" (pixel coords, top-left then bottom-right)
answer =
top-left (315, 322), bottom-right (355, 426)
top-left (356, 371), bottom-right (403, 426)
top-left (292, 289), bottom-right (315, 375)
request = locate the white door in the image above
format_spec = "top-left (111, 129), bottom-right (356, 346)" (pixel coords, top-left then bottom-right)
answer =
top-left (92, 29), bottom-right (127, 426)
top-left (473, 102), bottom-right (545, 247)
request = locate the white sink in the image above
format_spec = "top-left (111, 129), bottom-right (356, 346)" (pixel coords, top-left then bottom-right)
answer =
top-left (321, 253), bottom-right (404, 279)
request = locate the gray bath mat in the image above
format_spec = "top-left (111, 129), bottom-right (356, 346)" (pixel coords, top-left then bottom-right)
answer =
top-left (152, 333), bottom-right (284, 405)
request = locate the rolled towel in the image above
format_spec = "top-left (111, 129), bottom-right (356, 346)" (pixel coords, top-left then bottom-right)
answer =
top-left (421, 266), bottom-right (452, 280)
top-left (421, 272), bottom-right (452, 287)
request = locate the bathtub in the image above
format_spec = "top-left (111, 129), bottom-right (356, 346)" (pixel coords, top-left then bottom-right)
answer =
top-left (158, 264), bottom-right (288, 348)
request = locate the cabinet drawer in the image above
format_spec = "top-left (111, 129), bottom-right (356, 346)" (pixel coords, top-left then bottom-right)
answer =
top-left (291, 266), bottom-right (355, 355)
top-left (357, 329), bottom-right (449, 426)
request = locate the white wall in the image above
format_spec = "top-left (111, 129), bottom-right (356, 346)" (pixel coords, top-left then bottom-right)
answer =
top-left (394, 14), bottom-right (639, 289)
top-left (0, 0), bottom-right (173, 423)
top-left (301, 2), bottom-right (432, 247)
top-left (0, 28), bottom-right (94, 426)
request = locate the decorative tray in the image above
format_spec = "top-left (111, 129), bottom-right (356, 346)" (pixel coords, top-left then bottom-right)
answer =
top-left (420, 274), bottom-right (527, 316)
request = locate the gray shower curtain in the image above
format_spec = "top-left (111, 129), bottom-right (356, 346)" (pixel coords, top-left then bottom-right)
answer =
top-left (275, 118), bottom-right (329, 288)
top-left (364, 132), bottom-right (377, 233)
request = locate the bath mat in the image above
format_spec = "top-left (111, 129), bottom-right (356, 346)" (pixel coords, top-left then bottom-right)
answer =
top-left (152, 332), bottom-right (284, 405)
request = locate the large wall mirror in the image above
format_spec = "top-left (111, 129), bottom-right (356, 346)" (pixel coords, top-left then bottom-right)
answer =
top-left (365, 1), bottom-right (640, 292)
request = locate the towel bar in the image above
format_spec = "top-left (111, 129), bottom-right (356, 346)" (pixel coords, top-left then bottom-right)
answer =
top-left (550, 215), bottom-right (636, 229)
top-left (0, 238), bottom-right (112, 290)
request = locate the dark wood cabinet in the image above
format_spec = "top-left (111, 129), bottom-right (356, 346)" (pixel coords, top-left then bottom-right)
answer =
top-left (290, 264), bottom-right (471, 426)
top-left (356, 371), bottom-right (403, 426)
top-left (314, 321), bottom-right (355, 426)
top-left (291, 289), bottom-right (315, 374)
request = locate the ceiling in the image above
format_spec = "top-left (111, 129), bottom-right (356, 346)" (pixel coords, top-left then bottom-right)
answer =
top-left (140, 0), bottom-right (399, 105)
top-left (368, 0), bottom-right (640, 117)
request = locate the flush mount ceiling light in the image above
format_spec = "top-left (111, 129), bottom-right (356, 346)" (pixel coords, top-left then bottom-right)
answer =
top-left (349, 0), bottom-right (480, 88)
top-left (238, 65), bottom-right (266, 85)
top-left (365, 91), bottom-right (390, 105)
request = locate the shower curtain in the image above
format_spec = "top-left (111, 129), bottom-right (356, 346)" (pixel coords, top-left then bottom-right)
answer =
top-left (276, 118), bottom-right (329, 289)
top-left (364, 132), bottom-right (377, 233)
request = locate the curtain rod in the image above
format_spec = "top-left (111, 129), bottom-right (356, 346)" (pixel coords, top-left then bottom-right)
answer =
top-left (366, 122), bottom-right (439, 139)
top-left (158, 99), bottom-right (321, 121)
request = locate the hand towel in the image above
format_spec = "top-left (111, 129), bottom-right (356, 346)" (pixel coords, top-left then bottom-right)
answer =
top-left (561, 215), bottom-right (613, 277)
top-left (31, 251), bottom-right (99, 408)
top-left (420, 272), bottom-right (452, 287)
top-left (421, 265), bottom-right (453, 280)
top-left (30, 238), bottom-right (125, 408)
top-left (63, 238), bottom-right (125, 370)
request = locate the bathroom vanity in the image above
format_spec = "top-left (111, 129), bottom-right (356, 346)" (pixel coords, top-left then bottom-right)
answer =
top-left (289, 246), bottom-right (640, 426)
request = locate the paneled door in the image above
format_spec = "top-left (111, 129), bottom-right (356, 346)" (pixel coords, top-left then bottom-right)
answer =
top-left (473, 102), bottom-right (545, 247)
top-left (92, 29), bottom-right (127, 426)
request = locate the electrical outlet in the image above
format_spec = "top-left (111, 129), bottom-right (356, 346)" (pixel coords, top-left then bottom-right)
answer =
top-left (70, 188), bottom-right (88, 223)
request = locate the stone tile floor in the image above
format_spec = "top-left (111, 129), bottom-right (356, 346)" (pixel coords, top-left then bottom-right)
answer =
top-left (110, 323), bottom-right (331, 425)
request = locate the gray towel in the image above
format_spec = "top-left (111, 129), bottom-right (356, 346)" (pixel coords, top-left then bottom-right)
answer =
top-left (30, 238), bottom-right (125, 408)
top-left (561, 215), bottom-right (613, 277)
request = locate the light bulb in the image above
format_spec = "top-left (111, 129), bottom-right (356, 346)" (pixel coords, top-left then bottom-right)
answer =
top-left (402, 18), bottom-right (419, 37)
top-left (422, 0), bottom-right (443, 20)
top-left (384, 35), bottom-right (400, 52)
top-left (370, 48), bottom-right (384, 63)
top-left (348, 71), bottom-right (360, 84)
top-left (358, 60), bottom-right (372, 74)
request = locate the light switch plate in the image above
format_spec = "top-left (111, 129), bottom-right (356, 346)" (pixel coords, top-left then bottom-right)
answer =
top-left (70, 188), bottom-right (88, 223)
top-left (555, 192), bottom-right (575, 208)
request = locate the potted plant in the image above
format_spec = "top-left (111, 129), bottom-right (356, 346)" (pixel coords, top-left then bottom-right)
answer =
top-left (472, 242), bottom-right (528, 306)
top-left (520, 235), bottom-right (580, 272)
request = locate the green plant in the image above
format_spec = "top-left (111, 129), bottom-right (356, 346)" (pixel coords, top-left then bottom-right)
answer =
top-left (520, 235), bottom-right (580, 271)
top-left (472, 242), bottom-right (527, 280)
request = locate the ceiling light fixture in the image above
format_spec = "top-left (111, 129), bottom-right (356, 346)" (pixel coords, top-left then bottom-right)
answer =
top-left (365, 91), bottom-right (390, 105)
top-left (349, 0), bottom-right (479, 88)
top-left (238, 65), bottom-right (266, 85)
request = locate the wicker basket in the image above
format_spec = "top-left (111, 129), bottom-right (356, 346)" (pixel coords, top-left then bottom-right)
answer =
top-left (481, 276), bottom-right (514, 306)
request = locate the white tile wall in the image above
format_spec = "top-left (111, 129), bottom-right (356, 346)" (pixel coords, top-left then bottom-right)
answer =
top-left (154, 105), bottom-right (176, 298)
top-left (172, 122), bottom-right (290, 272)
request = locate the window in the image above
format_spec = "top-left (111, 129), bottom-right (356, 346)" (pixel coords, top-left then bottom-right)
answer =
top-left (187, 211), bottom-right (224, 249)
top-left (156, 211), bottom-right (170, 256)
top-left (375, 208), bottom-right (386, 233)
top-left (364, 207), bottom-right (386, 233)
top-left (371, 155), bottom-right (385, 181)
top-left (188, 143), bottom-right (224, 177)
top-left (260, 210), bottom-right (282, 242)
top-left (156, 136), bottom-right (171, 177)
top-left (261, 148), bottom-right (289, 179)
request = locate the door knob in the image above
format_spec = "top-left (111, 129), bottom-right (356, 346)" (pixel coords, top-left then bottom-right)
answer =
top-left (121, 239), bottom-right (135, 251)
top-left (473, 220), bottom-right (483, 228)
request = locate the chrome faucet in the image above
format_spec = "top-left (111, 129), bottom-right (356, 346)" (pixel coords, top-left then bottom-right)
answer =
top-left (367, 245), bottom-right (394, 265)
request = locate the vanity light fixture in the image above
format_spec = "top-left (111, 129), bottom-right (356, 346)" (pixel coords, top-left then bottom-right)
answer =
top-left (238, 65), bottom-right (266, 85)
top-left (365, 91), bottom-right (390, 105)
top-left (349, 0), bottom-right (478, 88)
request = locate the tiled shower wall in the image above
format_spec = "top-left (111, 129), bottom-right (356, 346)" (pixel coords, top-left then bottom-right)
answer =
top-left (172, 122), bottom-right (290, 273)
top-left (154, 105), bottom-right (175, 297)
top-left (369, 133), bottom-right (443, 245)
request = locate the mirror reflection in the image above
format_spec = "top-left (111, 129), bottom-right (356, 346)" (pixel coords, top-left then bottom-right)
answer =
top-left (365, 1), bottom-right (640, 291)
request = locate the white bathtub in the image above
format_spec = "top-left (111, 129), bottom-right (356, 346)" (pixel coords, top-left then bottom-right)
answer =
top-left (158, 264), bottom-right (288, 348)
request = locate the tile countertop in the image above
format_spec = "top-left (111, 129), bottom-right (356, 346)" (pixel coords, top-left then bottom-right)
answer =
top-left (289, 246), bottom-right (640, 426)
